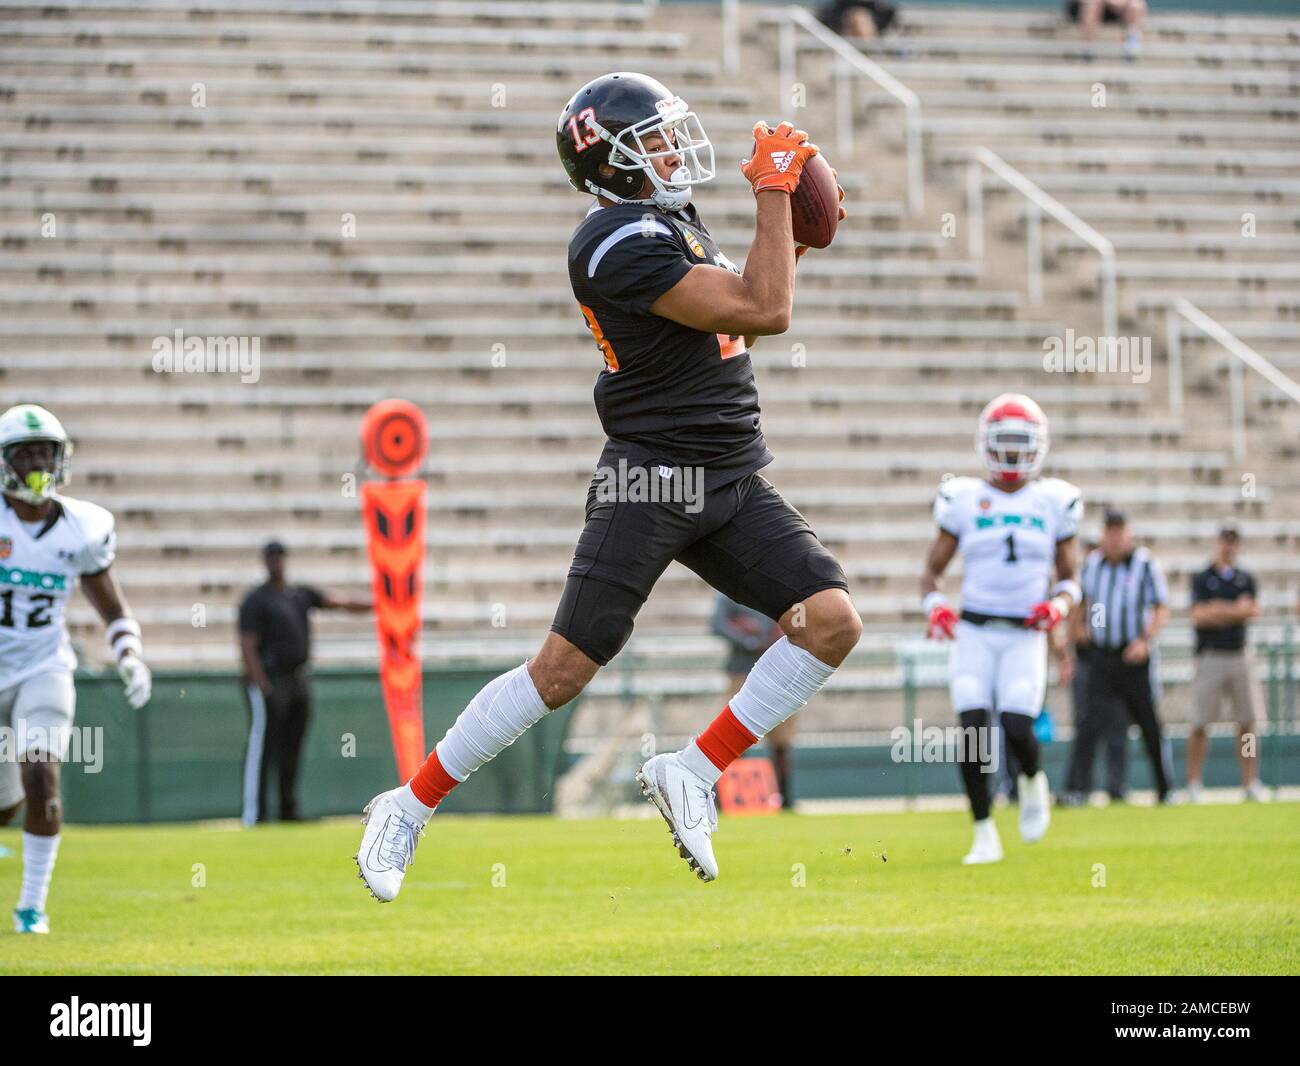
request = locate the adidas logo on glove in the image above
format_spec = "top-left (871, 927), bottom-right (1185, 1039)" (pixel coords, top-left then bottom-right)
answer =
top-left (769, 150), bottom-right (796, 172)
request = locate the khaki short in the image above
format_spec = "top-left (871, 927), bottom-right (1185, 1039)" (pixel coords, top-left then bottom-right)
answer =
top-left (1191, 649), bottom-right (1259, 730)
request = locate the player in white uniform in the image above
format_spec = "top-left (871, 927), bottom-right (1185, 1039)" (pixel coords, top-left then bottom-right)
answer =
top-left (920, 395), bottom-right (1082, 864)
top-left (0, 404), bottom-right (152, 933)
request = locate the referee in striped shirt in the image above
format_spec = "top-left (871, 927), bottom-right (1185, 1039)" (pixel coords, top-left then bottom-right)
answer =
top-left (1069, 511), bottom-right (1174, 803)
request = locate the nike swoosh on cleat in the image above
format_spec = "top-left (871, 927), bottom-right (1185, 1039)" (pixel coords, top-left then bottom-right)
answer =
top-left (365, 814), bottom-right (394, 872)
top-left (679, 782), bottom-right (703, 830)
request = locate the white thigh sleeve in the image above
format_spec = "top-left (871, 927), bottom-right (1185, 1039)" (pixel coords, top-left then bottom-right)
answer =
top-left (994, 629), bottom-right (1047, 717)
top-left (949, 622), bottom-right (998, 713)
top-left (13, 671), bottom-right (76, 760)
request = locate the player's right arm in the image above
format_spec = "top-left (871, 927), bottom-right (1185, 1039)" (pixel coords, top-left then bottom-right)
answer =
top-left (921, 531), bottom-right (960, 639)
top-left (651, 190), bottom-right (796, 336)
top-left (921, 530), bottom-right (958, 601)
top-left (921, 480), bottom-right (964, 639)
top-left (651, 121), bottom-right (817, 337)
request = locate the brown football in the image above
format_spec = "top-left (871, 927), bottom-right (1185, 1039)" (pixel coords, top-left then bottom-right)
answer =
top-left (790, 152), bottom-right (839, 249)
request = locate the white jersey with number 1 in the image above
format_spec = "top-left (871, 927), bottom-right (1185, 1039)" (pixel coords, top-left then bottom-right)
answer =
top-left (0, 494), bottom-right (116, 690)
top-left (935, 476), bottom-right (1082, 717)
top-left (934, 475), bottom-right (1083, 619)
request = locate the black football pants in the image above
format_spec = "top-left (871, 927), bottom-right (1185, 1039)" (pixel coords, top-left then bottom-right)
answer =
top-left (1076, 649), bottom-right (1171, 801)
top-left (242, 670), bottom-right (311, 823)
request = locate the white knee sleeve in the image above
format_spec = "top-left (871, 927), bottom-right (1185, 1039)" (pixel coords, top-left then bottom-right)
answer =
top-left (435, 662), bottom-right (550, 781)
top-left (729, 636), bottom-right (836, 739)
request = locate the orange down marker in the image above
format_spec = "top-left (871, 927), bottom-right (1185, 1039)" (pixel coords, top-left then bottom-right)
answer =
top-left (359, 399), bottom-right (430, 782)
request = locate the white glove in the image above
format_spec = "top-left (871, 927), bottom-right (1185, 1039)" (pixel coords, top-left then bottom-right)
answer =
top-left (118, 654), bottom-right (152, 709)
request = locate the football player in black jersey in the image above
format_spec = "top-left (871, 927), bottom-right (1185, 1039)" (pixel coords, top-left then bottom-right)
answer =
top-left (356, 72), bottom-right (859, 902)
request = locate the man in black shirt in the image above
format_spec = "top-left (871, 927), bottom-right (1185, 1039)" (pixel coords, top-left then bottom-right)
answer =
top-left (238, 540), bottom-right (370, 824)
top-left (356, 73), bottom-right (862, 903)
top-left (1186, 523), bottom-right (1267, 802)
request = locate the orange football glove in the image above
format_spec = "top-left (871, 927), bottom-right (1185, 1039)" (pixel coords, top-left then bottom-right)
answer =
top-left (927, 602), bottom-right (959, 641)
top-left (1025, 599), bottom-right (1067, 632)
top-left (740, 120), bottom-right (819, 195)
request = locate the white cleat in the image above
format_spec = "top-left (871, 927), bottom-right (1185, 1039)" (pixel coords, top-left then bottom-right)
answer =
top-left (1186, 781), bottom-right (1204, 805)
top-left (636, 752), bottom-right (719, 882)
top-left (962, 818), bottom-right (1003, 865)
top-left (13, 907), bottom-right (49, 934)
top-left (1018, 770), bottom-right (1052, 843)
top-left (354, 788), bottom-right (427, 903)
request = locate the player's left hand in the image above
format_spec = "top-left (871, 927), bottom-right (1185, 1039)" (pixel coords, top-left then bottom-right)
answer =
top-left (118, 653), bottom-right (152, 709)
top-left (1025, 599), bottom-right (1066, 631)
top-left (740, 120), bottom-right (818, 195)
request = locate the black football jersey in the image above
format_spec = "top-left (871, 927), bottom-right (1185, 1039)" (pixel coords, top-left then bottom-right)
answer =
top-left (567, 201), bottom-right (773, 488)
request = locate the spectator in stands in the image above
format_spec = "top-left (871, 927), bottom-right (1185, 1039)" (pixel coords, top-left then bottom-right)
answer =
top-left (1186, 523), bottom-right (1269, 803)
top-left (711, 595), bottom-right (793, 807)
top-left (237, 540), bottom-right (371, 825)
top-left (1066, 0), bottom-right (1145, 61)
top-left (817, 0), bottom-right (898, 42)
top-left (1067, 512), bottom-right (1174, 804)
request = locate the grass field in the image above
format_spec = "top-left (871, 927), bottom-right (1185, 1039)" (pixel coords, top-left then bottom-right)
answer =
top-left (2, 802), bottom-right (1297, 975)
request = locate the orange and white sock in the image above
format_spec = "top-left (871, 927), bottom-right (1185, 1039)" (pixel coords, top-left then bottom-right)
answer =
top-left (401, 749), bottom-right (460, 819)
top-left (680, 636), bottom-right (836, 785)
top-left (680, 706), bottom-right (758, 785)
top-left (398, 661), bottom-right (550, 820)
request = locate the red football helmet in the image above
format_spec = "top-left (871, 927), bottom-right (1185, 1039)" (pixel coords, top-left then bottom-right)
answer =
top-left (976, 393), bottom-right (1048, 485)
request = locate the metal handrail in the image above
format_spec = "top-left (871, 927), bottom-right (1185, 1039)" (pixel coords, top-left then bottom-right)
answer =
top-left (1165, 298), bottom-right (1300, 462)
top-left (774, 5), bottom-right (924, 214)
top-left (966, 147), bottom-right (1117, 340)
top-left (722, 0), bottom-right (739, 74)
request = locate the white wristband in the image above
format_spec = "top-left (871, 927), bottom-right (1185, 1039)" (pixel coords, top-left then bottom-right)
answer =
top-left (106, 617), bottom-right (143, 660)
top-left (922, 591), bottom-right (949, 615)
top-left (1051, 579), bottom-right (1082, 605)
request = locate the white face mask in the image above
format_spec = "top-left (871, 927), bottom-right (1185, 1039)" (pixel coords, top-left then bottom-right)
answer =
top-left (979, 420), bottom-right (1047, 483)
top-left (598, 99), bottom-right (715, 210)
top-left (651, 166), bottom-right (695, 211)
top-left (1, 442), bottom-right (66, 505)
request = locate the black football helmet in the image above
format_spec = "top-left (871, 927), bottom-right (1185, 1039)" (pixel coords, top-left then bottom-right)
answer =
top-left (556, 72), bottom-right (714, 212)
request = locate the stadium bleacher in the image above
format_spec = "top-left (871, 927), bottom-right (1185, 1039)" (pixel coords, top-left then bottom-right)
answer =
top-left (1, 0), bottom-right (1297, 745)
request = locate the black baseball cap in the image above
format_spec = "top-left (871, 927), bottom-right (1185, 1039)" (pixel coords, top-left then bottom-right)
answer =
top-left (262, 539), bottom-right (288, 557)
top-left (1103, 509), bottom-right (1126, 528)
